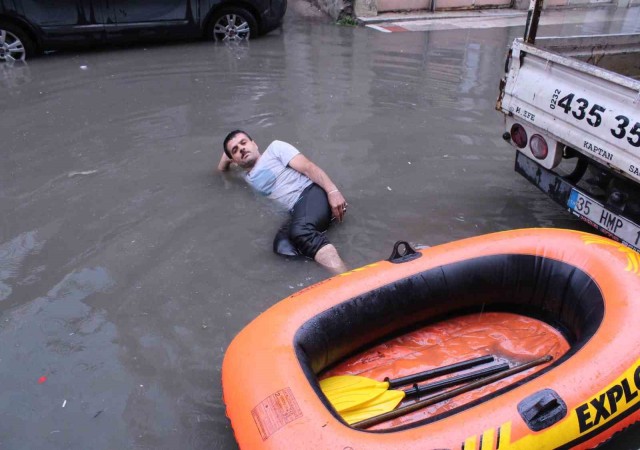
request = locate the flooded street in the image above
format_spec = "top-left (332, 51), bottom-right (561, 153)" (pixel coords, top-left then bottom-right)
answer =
top-left (2, 6), bottom-right (639, 449)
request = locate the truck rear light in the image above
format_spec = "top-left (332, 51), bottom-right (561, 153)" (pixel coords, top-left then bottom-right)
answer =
top-left (510, 123), bottom-right (528, 149)
top-left (530, 134), bottom-right (548, 159)
top-left (505, 117), bottom-right (561, 169)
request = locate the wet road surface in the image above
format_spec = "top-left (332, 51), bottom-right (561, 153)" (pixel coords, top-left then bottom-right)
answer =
top-left (1, 6), bottom-right (639, 449)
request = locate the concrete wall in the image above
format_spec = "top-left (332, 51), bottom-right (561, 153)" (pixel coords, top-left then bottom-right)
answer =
top-left (378, 0), bottom-right (430, 12)
top-left (354, 0), bottom-right (377, 17)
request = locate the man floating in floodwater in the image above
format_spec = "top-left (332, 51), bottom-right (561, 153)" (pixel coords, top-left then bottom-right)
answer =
top-left (218, 130), bottom-right (348, 274)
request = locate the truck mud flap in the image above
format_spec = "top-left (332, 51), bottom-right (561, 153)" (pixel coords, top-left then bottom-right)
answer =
top-left (515, 152), bottom-right (640, 253)
top-left (515, 152), bottom-right (574, 206)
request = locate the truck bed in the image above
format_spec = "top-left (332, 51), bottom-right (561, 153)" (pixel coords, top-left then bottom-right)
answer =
top-left (535, 33), bottom-right (640, 80)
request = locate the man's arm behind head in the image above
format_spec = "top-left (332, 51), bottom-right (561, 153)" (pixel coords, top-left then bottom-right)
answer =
top-left (218, 151), bottom-right (234, 172)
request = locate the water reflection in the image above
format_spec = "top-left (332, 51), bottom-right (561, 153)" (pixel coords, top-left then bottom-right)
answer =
top-left (0, 60), bottom-right (32, 94)
top-left (0, 231), bottom-right (43, 301)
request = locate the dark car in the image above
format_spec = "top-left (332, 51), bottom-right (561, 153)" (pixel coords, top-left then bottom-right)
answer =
top-left (0, 0), bottom-right (286, 61)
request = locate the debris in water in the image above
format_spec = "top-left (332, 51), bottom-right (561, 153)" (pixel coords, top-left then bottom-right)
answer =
top-left (38, 376), bottom-right (47, 384)
top-left (68, 170), bottom-right (98, 178)
top-left (387, 186), bottom-right (392, 191)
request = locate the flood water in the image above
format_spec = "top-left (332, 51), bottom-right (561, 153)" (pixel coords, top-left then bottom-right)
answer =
top-left (1, 7), bottom-right (639, 449)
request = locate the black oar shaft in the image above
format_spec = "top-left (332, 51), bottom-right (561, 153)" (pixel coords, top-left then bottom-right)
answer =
top-left (387, 355), bottom-right (494, 388)
top-left (354, 355), bottom-right (553, 429)
top-left (402, 362), bottom-right (510, 397)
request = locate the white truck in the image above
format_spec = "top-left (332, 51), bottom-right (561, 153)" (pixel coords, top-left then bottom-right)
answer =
top-left (496, 1), bottom-right (640, 252)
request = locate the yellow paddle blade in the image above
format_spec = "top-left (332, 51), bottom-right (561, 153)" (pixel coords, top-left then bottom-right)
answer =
top-left (341, 389), bottom-right (406, 425)
top-left (319, 375), bottom-right (390, 413)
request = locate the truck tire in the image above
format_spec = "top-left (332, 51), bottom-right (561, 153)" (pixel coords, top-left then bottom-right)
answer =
top-left (0, 21), bottom-right (36, 62)
top-left (206, 8), bottom-right (258, 41)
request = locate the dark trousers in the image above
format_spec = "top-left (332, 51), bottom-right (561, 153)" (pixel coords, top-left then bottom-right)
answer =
top-left (273, 184), bottom-right (331, 258)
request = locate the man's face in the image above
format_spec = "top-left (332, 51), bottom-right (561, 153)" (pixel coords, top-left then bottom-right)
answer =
top-left (226, 133), bottom-right (260, 169)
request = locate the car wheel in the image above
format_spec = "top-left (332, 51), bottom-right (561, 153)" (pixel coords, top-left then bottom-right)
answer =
top-left (0, 21), bottom-right (35, 62)
top-left (207, 8), bottom-right (258, 42)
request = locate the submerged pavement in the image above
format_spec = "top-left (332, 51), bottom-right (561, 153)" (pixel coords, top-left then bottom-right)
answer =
top-left (361, 4), bottom-right (640, 33)
top-left (1, 4), bottom-right (639, 450)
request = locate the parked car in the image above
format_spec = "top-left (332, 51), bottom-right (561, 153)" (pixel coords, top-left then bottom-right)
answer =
top-left (0, 0), bottom-right (287, 61)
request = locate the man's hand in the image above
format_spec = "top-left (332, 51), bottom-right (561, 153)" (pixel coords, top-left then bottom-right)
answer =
top-left (328, 190), bottom-right (348, 223)
top-left (288, 154), bottom-right (348, 222)
top-left (218, 152), bottom-right (233, 172)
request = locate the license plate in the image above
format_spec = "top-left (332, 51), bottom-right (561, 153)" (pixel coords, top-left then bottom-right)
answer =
top-left (568, 189), bottom-right (640, 252)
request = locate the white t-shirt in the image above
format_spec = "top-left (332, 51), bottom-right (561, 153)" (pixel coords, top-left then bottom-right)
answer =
top-left (243, 140), bottom-right (313, 210)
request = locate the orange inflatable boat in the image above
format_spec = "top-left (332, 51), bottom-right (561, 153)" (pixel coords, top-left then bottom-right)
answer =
top-left (222, 228), bottom-right (640, 449)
